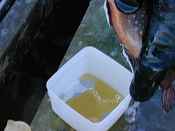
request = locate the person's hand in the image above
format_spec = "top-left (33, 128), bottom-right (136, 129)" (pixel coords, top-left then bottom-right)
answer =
top-left (4, 120), bottom-right (31, 131)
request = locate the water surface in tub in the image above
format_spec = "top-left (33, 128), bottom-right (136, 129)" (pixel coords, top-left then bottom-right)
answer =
top-left (67, 74), bottom-right (123, 122)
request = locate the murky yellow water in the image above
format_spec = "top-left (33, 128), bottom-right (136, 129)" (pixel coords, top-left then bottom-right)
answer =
top-left (67, 74), bottom-right (123, 123)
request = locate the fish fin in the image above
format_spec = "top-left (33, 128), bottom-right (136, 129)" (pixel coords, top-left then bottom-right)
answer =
top-left (161, 84), bottom-right (175, 112)
top-left (161, 71), bottom-right (175, 112)
top-left (122, 48), bottom-right (134, 73)
top-left (104, 0), bottom-right (112, 27)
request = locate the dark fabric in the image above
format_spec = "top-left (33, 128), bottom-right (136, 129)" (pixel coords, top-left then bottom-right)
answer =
top-left (130, 0), bottom-right (175, 102)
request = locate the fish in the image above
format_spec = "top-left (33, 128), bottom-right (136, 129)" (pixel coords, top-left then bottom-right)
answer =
top-left (105, 0), bottom-right (147, 59)
top-left (104, 0), bottom-right (175, 112)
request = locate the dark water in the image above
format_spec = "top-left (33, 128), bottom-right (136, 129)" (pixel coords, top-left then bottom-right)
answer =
top-left (0, 0), bottom-right (90, 130)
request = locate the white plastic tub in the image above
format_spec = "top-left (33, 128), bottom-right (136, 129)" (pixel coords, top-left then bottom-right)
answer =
top-left (47, 46), bottom-right (133, 131)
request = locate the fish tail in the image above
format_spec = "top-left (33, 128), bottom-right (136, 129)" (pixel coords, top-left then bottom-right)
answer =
top-left (161, 85), bottom-right (175, 112)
